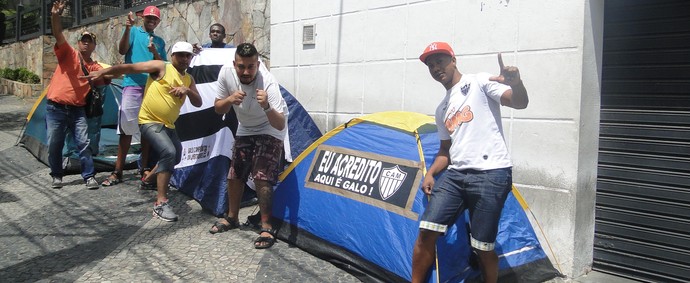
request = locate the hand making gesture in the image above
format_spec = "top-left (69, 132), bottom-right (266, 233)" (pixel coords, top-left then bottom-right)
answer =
top-left (228, 90), bottom-right (246, 105)
top-left (148, 36), bottom-right (156, 53)
top-left (169, 87), bottom-right (190, 100)
top-left (79, 69), bottom-right (105, 82)
top-left (489, 53), bottom-right (522, 87)
top-left (51, 0), bottom-right (66, 16)
top-left (125, 11), bottom-right (136, 28)
top-left (256, 89), bottom-right (269, 110)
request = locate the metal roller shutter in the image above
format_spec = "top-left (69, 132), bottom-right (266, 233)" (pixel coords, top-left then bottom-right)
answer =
top-left (595, 0), bottom-right (690, 282)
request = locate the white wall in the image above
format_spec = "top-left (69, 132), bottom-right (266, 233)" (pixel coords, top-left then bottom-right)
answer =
top-left (270, 0), bottom-right (603, 278)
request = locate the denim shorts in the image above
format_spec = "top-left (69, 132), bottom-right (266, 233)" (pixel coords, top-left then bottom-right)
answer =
top-left (228, 135), bottom-right (284, 184)
top-left (419, 167), bottom-right (512, 251)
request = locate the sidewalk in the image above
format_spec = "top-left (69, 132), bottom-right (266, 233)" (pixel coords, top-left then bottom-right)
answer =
top-left (0, 94), bottom-right (359, 282)
top-left (0, 94), bottom-right (638, 282)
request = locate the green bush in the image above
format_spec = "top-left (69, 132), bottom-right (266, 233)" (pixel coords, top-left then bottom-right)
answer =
top-left (0, 67), bottom-right (40, 84)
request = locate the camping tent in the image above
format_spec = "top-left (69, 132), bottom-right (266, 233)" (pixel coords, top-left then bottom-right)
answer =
top-left (20, 78), bottom-right (139, 172)
top-left (272, 111), bottom-right (561, 282)
top-left (170, 48), bottom-right (322, 216)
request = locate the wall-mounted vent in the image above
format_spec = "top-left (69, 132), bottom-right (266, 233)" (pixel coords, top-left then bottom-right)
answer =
top-left (303, 24), bottom-right (315, 45)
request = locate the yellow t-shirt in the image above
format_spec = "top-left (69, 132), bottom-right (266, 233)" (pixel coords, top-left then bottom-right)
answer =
top-left (138, 63), bottom-right (192, 128)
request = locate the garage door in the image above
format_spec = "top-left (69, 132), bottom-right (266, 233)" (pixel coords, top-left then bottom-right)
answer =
top-left (595, 0), bottom-right (690, 282)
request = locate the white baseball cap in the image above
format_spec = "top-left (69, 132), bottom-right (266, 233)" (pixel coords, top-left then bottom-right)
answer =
top-left (171, 41), bottom-right (193, 55)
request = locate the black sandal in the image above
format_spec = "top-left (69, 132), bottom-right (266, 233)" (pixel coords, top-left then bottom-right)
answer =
top-left (209, 217), bottom-right (240, 234)
top-left (101, 171), bottom-right (122, 186)
top-left (254, 228), bottom-right (277, 249)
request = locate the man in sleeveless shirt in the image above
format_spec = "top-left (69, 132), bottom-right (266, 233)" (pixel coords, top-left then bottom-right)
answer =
top-left (83, 42), bottom-right (202, 222)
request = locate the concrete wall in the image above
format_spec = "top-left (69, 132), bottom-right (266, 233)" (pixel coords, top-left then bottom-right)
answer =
top-left (0, 0), bottom-right (270, 89)
top-left (270, 0), bottom-right (604, 278)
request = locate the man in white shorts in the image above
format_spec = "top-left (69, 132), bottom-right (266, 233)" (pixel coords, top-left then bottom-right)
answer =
top-left (102, 6), bottom-right (166, 186)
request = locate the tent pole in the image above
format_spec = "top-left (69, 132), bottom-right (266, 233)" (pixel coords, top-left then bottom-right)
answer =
top-left (414, 130), bottom-right (441, 283)
top-left (511, 186), bottom-right (563, 274)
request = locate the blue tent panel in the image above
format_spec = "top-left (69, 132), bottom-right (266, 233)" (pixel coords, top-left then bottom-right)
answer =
top-left (271, 112), bottom-right (560, 282)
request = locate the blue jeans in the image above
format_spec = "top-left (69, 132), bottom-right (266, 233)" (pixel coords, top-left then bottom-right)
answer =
top-left (46, 101), bottom-right (95, 180)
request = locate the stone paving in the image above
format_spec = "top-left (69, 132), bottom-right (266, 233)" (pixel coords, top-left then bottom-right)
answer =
top-left (0, 94), bottom-right (359, 282)
top-left (0, 94), bottom-right (638, 283)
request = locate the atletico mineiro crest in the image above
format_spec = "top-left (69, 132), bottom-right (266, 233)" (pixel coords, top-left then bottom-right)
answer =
top-left (379, 165), bottom-right (407, 200)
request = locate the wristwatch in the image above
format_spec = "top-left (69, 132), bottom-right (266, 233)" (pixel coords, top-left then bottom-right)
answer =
top-left (263, 104), bottom-right (272, 113)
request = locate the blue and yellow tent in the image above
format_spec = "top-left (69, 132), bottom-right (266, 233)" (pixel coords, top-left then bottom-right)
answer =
top-left (272, 111), bottom-right (561, 282)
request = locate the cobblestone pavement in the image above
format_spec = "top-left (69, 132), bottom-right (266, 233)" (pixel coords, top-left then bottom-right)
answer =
top-left (0, 94), bottom-right (360, 282)
top-left (0, 94), bottom-right (636, 283)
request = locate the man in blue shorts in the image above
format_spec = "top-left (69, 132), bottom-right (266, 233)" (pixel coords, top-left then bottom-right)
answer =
top-left (411, 42), bottom-right (529, 283)
top-left (102, 5), bottom-right (166, 186)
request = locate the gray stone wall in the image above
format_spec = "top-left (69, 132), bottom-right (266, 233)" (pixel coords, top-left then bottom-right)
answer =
top-left (0, 0), bottom-right (270, 91)
top-left (0, 37), bottom-right (44, 85)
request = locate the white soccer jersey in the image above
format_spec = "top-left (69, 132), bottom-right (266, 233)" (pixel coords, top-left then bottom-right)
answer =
top-left (435, 72), bottom-right (512, 171)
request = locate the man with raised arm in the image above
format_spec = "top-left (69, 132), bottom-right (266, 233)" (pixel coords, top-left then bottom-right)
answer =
top-left (412, 42), bottom-right (529, 283)
top-left (84, 42), bottom-right (202, 222)
top-left (46, 0), bottom-right (108, 190)
top-left (102, 5), bottom-right (166, 187)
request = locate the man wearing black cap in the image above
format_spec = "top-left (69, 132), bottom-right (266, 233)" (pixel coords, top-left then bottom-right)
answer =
top-left (412, 42), bottom-right (529, 283)
top-left (45, 0), bottom-right (108, 190)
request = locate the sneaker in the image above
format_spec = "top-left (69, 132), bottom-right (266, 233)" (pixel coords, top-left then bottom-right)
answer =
top-left (51, 176), bottom-right (63, 189)
top-left (153, 201), bottom-right (178, 222)
top-left (85, 177), bottom-right (100, 190)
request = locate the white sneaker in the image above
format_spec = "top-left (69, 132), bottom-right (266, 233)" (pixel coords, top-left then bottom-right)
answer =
top-left (51, 176), bottom-right (63, 189)
top-left (85, 177), bottom-right (99, 190)
top-left (153, 201), bottom-right (178, 222)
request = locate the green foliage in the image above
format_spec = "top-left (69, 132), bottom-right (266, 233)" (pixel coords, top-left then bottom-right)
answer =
top-left (0, 67), bottom-right (40, 84)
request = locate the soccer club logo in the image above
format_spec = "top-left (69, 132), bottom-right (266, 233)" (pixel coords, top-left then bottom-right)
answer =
top-left (379, 165), bottom-right (407, 200)
top-left (461, 82), bottom-right (470, 95)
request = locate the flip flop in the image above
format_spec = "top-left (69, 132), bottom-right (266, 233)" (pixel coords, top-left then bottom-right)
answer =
top-left (209, 217), bottom-right (240, 234)
top-left (254, 228), bottom-right (277, 249)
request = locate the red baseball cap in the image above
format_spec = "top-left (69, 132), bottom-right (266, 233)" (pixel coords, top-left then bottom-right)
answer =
top-left (419, 42), bottom-right (455, 64)
top-left (142, 5), bottom-right (160, 19)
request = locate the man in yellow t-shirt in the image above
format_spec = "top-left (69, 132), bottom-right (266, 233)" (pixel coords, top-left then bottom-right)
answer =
top-left (84, 42), bottom-right (202, 222)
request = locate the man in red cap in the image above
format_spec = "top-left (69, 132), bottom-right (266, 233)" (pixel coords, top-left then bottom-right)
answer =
top-left (45, 0), bottom-right (110, 190)
top-left (412, 42), bottom-right (529, 283)
top-left (102, 5), bottom-right (167, 187)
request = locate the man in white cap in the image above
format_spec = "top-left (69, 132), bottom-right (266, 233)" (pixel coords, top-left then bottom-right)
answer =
top-left (103, 5), bottom-right (167, 187)
top-left (84, 42), bottom-right (202, 222)
top-left (411, 42), bottom-right (529, 283)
